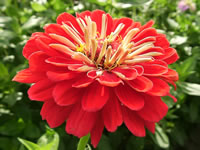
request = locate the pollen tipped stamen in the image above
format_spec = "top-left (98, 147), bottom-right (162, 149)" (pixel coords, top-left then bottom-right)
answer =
top-left (117, 50), bottom-right (130, 65)
top-left (109, 46), bottom-right (124, 66)
top-left (127, 43), bottom-right (154, 59)
top-left (124, 57), bottom-right (154, 64)
top-left (85, 16), bottom-right (93, 36)
top-left (104, 46), bottom-right (112, 66)
top-left (122, 28), bottom-right (139, 47)
top-left (91, 22), bottom-right (97, 38)
top-left (100, 14), bottom-right (107, 39)
top-left (109, 23), bottom-right (125, 41)
top-left (96, 40), bottom-right (107, 65)
top-left (140, 52), bottom-right (164, 57)
top-left (126, 42), bottom-right (134, 49)
top-left (49, 34), bottom-right (76, 49)
top-left (72, 52), bottom-right (93, 65)
top-left (76, 18), bottom-right (85, 32)
top-left (49, 44), bottom-right (75, 55)
top-left (62, 22), bottom-right (83, 45)
top-left (91, 38), bottom-right (97, 61)
top-left (84, 27), bottom-right (90, 53)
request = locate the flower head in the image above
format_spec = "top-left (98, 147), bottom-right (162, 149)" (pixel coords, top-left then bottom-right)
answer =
top-left (13, 10), bottom-right (179, 147)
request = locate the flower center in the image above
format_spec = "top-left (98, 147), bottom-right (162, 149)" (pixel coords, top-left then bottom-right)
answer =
top-left (50, 14), bottom-right (164, 71)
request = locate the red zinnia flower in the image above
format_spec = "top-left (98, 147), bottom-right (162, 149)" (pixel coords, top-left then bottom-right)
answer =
top-left (13, 10), bottom-right (179, 147)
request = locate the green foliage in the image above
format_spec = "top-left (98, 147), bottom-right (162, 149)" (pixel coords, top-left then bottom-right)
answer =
top-left (18, 127), bottom-right (59, 150)
top-left (0, 0), bottom-right (200, 150)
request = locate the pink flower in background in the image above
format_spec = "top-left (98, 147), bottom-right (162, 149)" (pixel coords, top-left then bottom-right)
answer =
top-left (178, 0), bottom-right (196, 12)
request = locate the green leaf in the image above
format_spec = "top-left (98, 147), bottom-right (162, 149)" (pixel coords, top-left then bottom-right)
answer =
top-left (179, 82), bottom-right (200, 96)
top-left (22, 16), bottom-right (43, 30)
top-left (167, 18), bottom-right (179, 29)
top-left (154, 124), bottom-right (169, 148)
top-left (77, 134), bottom-right (90, 150)
top-left (126, 136), bottom-right (144, 150)
top-left (37, 128), bottom-right (59, 150)
top-left (170, 35), bottom-right (187, 45)
top-left (0, 63), bottom-right (9, 80)
top-left (31, 2), bottom-right (47, 12)
top-left (97, 135), bottom-right (112, 150)
top-left (176, 56), bottom-right (197, 81)
top-left (0, 30), bottom-right (16, 40)
top-left (18, 138), bottom-right (40, 150)
top-left (0, 16), bottom-right (12, 24)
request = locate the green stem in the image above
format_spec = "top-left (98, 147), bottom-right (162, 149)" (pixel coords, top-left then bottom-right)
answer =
top-left (77, 134), bottom-right (90, 150)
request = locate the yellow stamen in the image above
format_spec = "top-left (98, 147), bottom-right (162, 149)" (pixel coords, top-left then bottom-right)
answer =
top-left (76, 44), bottom-right (85, 52)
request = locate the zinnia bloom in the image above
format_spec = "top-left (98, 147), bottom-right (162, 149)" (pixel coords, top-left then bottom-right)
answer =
top-left (13, 10), bottom-right (179, 147)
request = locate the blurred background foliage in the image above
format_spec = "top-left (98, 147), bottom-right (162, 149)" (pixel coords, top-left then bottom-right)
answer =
top-left (0, 0), bottom-right (200, 149)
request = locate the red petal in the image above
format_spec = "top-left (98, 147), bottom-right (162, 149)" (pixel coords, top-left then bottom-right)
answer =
top-left (155, 47), bottom-right (176, 60)
top-left (46, 56), bottom-right (81, 67)
top-left (53, 81), bottom-right (81, 106)
top-left (12, 69), bottom-right (45, 83)
top-left (68, 64), bottom-right (95, 72)
top-left (127, 76), bottom-right (153, 92)
top-left (112, 67), bottom-right (137, 80)
top-left (137, 95), bottom-right (168, 122)
top-left (28, 79), bottom-right (54, 101)
top-left (140, 47), bottom-right (164, 55)
top-left (91, 10), bottom-right (105, 33)
top-left (133, 28), bottom-right (157, 43)
top-left (122, 106), bottom-right (145, 137)
top-left (47, 71), bottom-right (78, 82)
top-left (161, 68), bottom-right (179, 81)
top-left (139, 20), bottom-right (154, 31)
top-left (97, 71), bottom-right (122, 87)
top-left (115, 84), bottom-right (144, 111)
top-left (113, 17), bottom-right (133, 37)
top-left (76, 10), bottom-right (92, 18)
top-left (66, 103), bottom-right (97, 137)
top-left (163, 52), bottom-right (179, 64)
top-left (154, 34), bottom-right (169, 48)
top-left (72, 74), bottom-right (94, 88)
top-left (132, 65), bottom-right (144, 76)
top-left (23, 34), bottom-right (41, 59)
top-left (91, 115), bottom-right (104, 148)
top-left (29, 51), bottom-right (62, 72)
top-left (82, 82), bottom-right (109, 112)
top-left (44, 24), bottom-right (75, 42)
top-left (87, 70), bottom-right (98, 79)
top-left (102, 95), bottom-right (123, 132)
top-left (40, 100), bottom-right (72, 128)
top-left (142, 64), bottom-right (168, 76)
top-left (56, 12), bottom-right (83, 35)
top-left (134, 36), bottom-right (156, 47)
top-left (167, 93), bottom-right (177, 102)
top-left (106, 13), bottom-right (113, 36)
top-left (145, 121), bottom-right (155, 133)
top-left (35, 35), bottom-right (64, 56)
top-left (147, 77), bottom-right (170, 96)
